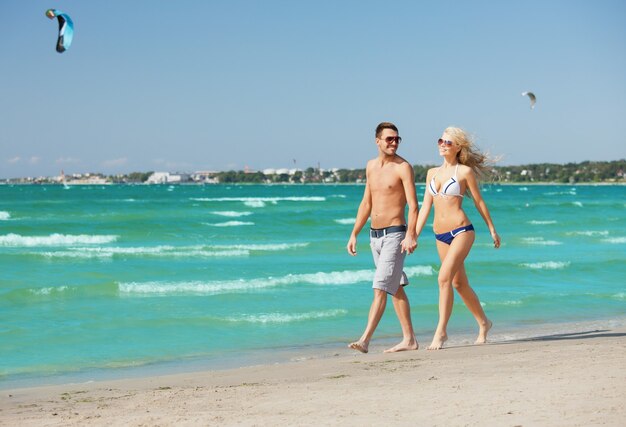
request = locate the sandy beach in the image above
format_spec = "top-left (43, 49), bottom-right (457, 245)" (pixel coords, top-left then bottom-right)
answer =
top-left (2, 327), bottom-right (624, 426)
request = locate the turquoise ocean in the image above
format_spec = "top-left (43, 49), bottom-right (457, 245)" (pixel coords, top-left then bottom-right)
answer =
top-left (1, 184), bottom-right (625, 387)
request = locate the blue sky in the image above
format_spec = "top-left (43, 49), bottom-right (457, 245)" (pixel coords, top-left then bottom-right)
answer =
top-left (2, 0), bottom-right (625, 178)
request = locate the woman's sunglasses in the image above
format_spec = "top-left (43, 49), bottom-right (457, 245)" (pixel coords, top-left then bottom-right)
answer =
top-left (437, 139), bottom-right (454, 146)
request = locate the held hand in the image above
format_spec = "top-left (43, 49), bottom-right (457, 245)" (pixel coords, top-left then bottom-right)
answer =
top-left (491, 231), bottom-right (501, 249)
top-left (347, 236), bottom-right (357, 256)
top-left (401, 236), bottom-right (417, 255)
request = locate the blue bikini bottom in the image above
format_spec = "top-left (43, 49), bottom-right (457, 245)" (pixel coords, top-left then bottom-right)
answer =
top-left (435, 224), bottom-right (475, 245)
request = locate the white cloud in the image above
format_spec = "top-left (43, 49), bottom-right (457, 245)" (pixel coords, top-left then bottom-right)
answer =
top-left (152, 158), bottom-right (193, 170)
top-left (29, 156), bottom-right (40, 165)
top-left (102, 157), bottom-right (128, 167)
top-left (165, 161), bottom-right (193, 170)
top-left (56, 157), bottom-right (81, 164)
top-left (7, 156), bottom-right (21, 164)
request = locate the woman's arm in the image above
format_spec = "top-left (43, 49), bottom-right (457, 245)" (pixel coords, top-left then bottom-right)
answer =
top-left (465, 168), bottom-right (501, 249)
top-left (415, 169), bottom-right (434, 243)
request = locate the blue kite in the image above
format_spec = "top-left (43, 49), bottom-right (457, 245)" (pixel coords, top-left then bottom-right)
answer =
top-left (46, 9), bottom-right (74, 53)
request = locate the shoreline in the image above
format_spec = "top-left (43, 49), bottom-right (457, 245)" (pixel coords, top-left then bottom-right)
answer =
top-left (3, 316), bottom-right (624, 389)
top-left (2, 325), bottom-right (624, 426)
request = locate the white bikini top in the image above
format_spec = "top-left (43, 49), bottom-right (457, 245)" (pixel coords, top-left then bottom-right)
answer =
top-left (429, 164), bottom-right (464, 197)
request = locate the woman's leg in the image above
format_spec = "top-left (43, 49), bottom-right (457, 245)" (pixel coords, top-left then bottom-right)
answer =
top-left (428, 232), bottom-right (475, 350)
top-left (451, 265), bottom-right (492, 343)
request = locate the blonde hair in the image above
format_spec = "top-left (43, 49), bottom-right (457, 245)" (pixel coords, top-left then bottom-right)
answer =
top-left (443, 126), bottom-right (494, 180)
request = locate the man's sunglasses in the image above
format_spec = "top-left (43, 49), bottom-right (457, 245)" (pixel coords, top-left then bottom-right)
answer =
top-left (381, 136), bottom-right (402, 144)
top-left (437, 139), bottom-right (454, 146)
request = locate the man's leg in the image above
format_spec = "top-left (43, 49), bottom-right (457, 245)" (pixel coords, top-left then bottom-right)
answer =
top-left (349, 289), bottom-right (387, 353)
top-left (384, 286), bottom-right (419, 353)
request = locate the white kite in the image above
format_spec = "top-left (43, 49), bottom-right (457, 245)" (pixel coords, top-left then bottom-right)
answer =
top-left (521, 91), bottom-right (536, 110)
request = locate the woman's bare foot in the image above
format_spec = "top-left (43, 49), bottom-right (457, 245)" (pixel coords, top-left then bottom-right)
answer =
top-left (427, 333), bottom-right (448, 350)
top-left (348, 340), bottom-right (369, 353)
top-left (384, 337), bottom-right (419, 353)
top-left (475, 319), bottom-right (492, 344)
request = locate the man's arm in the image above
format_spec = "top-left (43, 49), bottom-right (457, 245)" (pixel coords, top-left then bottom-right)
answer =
top-left (399, 162), bottom-right (418, 254)
top-left (347, 171), bottom-right (372, 256)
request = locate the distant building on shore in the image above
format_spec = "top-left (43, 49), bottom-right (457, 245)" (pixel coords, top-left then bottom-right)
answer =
top-left (191, 171), bottom-right (219, 184)
top-left (56, 171), bottom-right (109, 185)
top-left (146, 172), bottom-right (191, 184)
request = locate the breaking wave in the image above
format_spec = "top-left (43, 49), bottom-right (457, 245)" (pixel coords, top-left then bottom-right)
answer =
top-left (210, 211), bottom-right (253, 217)
top-left (519, 261), bottom-right (570, 270)
top-left (520, 237), bottom-right (562, 246)
top-left (528, 220), bottom-right (557, 225)
top-left (203, 221), bottom-right (255, 227)
top-left (0, 233), bottom-right (119, 247)
top-left (118, 265), bottom-right (435, 296)
top-left (224, 309), bottom-right (347, 324)
top-left (334, 218), bottom-right (356, 225)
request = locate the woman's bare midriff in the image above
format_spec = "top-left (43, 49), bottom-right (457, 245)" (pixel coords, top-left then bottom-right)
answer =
top-left (432, 197), bottom-right (471, 234)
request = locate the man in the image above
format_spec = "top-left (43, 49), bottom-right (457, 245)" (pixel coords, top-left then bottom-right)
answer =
top-left (347, 122), bottom-right (419, 353)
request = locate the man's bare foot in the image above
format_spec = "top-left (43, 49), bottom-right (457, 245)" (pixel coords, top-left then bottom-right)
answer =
top-left (348, 340), bottom-right (369, 353)
top-left (384, 338), bottom-right (419, 353)
top-left (475, 319), bottom-right (492, 344)
top-left (427, 334), bottom-right (447, 350)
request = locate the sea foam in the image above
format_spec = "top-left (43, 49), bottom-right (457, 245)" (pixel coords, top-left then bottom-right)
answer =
top-left (482, 300), bottom-right (523, 307)
top-left (191, 196), bottom-right (326, 202)
top-left (521, 237), bottom-right (562, 246)
top-left (118, 265), bottom-right (435, 296)
top-left (244, 200), bottom-right (265, 208)
top-left (334, 218), bottom-right (356, 225)
top-left (0, 233), bottom-right (119, 247)
top-left (41, 246), bottom-right (249, 258)
top-left (203, 221), bottom-right (255, 227)
top-left (0, 211), bottom-right (10, 220)
top-left (41, 251), bottom-right (114, 259)
top-left (210, 211), bottom-right (253, 217)
top-left (544, 190), bottom-right (577, 196)
top-left (36, 243), bottom-right (307, 259)
top-left (29, 286), bottom-right (69, 295)
top-left (520, 261), bottom-right (570, 270)
top-left (567, 230), bottom-right (609, 237)
top-left (602, 237), bottom-right (626, 244)
top-left (224, 309), bottom-right (347, 324)
top-left (191, 196), bottom-right (326, 209)
top-left (207, 243), bottom-right (309, 251)
top-left (528, 220), bottom-right (557, 225)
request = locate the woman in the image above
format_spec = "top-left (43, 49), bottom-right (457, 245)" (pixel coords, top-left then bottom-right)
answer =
top-left (415, 127), bottom-right (501, 350)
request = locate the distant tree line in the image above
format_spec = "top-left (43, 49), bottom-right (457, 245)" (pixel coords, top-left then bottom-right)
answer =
top-left (211, 160), bottom-right (626, 184)
top-left (309, 160), bottom-right (625, 184)
top-left (9, 160), bottom-right (621, 184)
top-left (217, 167), bottom-right (324, 183)
top-left (490, 159), bottom-right (626, 183)
top-left (108, 171), bottom-right (154, 183)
